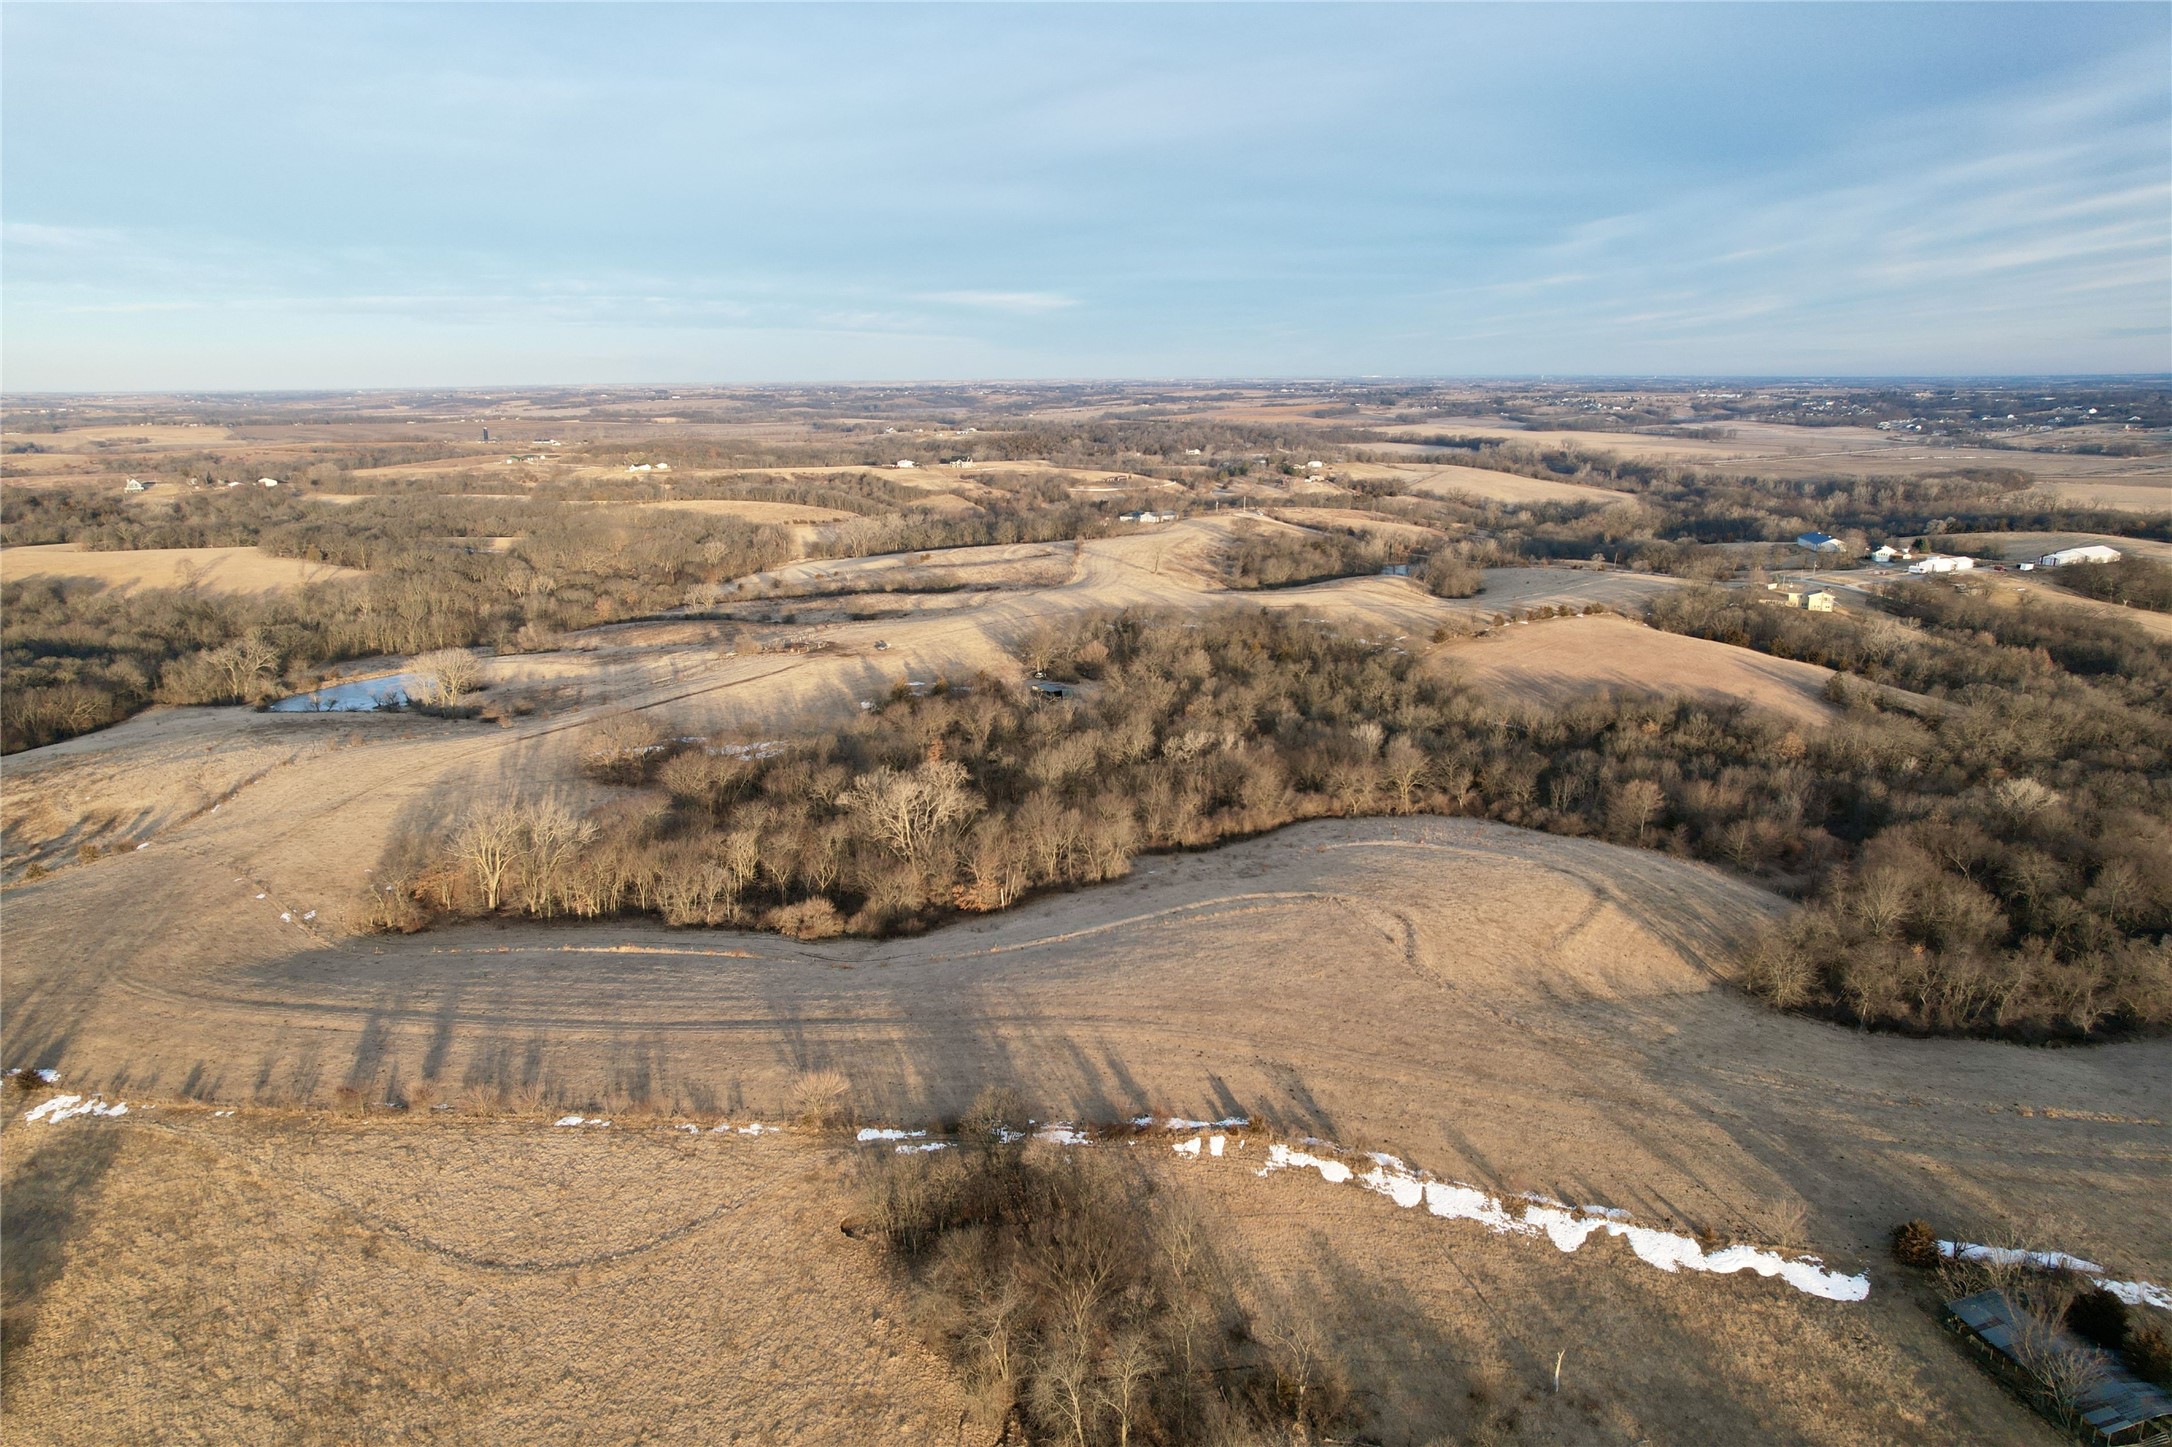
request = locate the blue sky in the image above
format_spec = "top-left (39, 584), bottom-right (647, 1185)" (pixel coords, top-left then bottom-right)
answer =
top-left (3, 3), bottom-right (2167, 389)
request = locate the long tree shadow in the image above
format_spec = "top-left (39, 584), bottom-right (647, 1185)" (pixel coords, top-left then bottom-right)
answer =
top-left (1, 1126), bottom-right (124, 1383)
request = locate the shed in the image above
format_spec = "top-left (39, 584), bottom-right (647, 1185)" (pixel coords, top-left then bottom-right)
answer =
top-left (123, 478), bottom-right (147, 493)
top-left (1796, 531), bottom-right (1844, 553)
top-left (2040, 545), bottom-right (2122, 567)
top-left (1870, 544), bottom-right (1910, 564)
top-left (1908, 554), bottom-right (1975, 574)
top-left (1946, 1291), bottom-right (2172, 1442)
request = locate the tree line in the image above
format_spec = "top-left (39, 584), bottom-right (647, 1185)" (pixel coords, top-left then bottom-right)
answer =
top-left (378, 603), bottom-right (2167, 1043)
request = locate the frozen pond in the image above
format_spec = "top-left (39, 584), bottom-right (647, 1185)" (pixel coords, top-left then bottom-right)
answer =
top-left (267, 672), bottom-right (420, 712)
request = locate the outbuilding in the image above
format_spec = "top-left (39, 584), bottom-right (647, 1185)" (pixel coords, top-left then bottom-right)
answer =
top-left (2039, 544), bottom-right (2122, 567)
top-left (1795, 531), bottom-right (1844, 553)
top-left (1908, 554), bottom-right (1975, 574)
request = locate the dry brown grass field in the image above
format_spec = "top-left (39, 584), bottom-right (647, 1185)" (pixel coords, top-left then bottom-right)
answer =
top-left (1436, 613), bottom-right (1841, 726)
top-left (572, 497), bottom-right (858, 524)
top-left (6, 815), bottom-right (2164, 1443)
top-left (1342, 460), bottom-right (1636, 508)
top-left (0, 543), bottom-right (363, 594)
top-left (1940, 530), bottom-right (2172, 564)
top-left (1369, 419), bottom-right (2172, 498)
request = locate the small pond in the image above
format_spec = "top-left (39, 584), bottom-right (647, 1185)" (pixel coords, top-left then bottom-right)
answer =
top-left (268, 673), bottom-right (420, 712)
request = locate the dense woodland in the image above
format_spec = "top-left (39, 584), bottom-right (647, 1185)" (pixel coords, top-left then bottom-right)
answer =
top-left (367, 599), bottom-right (2170, 1044)
top-left (1, 502), bottom-right (791, 750)
top-left (0, 480), bottom-right (1116, 750)
top-left (2052, 554), bottom-right (2172, 613)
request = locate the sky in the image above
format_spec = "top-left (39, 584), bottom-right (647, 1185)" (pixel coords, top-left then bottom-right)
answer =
top-left (2, 3), bottom-right (2167, 390)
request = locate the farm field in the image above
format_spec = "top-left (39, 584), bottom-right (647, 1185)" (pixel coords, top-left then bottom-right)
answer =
top-left (1940, 531), bottom-right (2172, 565)
top-left (1437, 613), bottom-right (1841, 726)
top-left (6, 816), bottom-right (2163, 1443)
top-left (1344, 460), bottom-right (1635, 508)
top-left (0, 543), bottom-right (362, 594)
top-left (571, 498), bottom-right (857, 524)
top-left (1369, 419), bottom-right (2172, 496)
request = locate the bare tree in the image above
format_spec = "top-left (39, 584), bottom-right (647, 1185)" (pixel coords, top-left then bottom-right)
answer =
top-left (453, 801), bottom-right (527, 911)
top-left (1608, 778), bottom-right (1666, 845)
top-left (411, 648), bottom-right (482, 707)
top-left (839, 759), bottom-right (981, 863)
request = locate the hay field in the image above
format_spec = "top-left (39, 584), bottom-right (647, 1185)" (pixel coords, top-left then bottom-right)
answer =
top-left (1371, 421), bottom-right (2172, 491)
top-left (5, 816), bottom-right (2164, 1442)
top-left (1941, 530), bottom-right (2172, 564)
top-left (1347, 460), bottom-right (1634, 508)
top-left (1, 1116), bottom-right (963, 1444)
top-left (2036, 478), bottom-right (2172, 514)
top-left (1438, 613), bottom-right (1840, 726)
top-left (1268, 507), bottom-right (1447, 547)
top-left (2, 1094), bottom-right (2058, 1447)
top-left (571, 498), bottom-right (856, 524)
top-left (0, 544), bottom-right (362, 595)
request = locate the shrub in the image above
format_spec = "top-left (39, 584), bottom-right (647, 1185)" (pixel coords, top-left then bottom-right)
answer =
top-left (856, 1135), bottom-right (1348, 1444)
top-left (1892, 1219), bottom-right (1942, 1269)
top-left (2127, 1322), bottom-right (2172, 1387)
top-left (790, 1068), bottom-right (852, 1128)
top-left (2064, 1285), bottom-right (2130, 1353)
top-left (769, 898), bottom-right (844, 940)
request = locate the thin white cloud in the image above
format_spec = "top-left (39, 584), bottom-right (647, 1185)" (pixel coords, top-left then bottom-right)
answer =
top-left (917, 290), bottom-right (1079, 315)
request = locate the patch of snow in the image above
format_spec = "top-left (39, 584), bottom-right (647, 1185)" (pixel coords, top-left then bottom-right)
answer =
top-left (302, 910), bottom-right (316, 921)
top-left (1938, 1239), bottom-right (2101, 1273)
top-left (857, 1127), bottom-right (927, 1142)
top-left (554, 1115), bottom-right (614, 1128)
top-left (25, 1093), bottom-right (129, 1124)
top-left (254, 893), bottom-right (267, 900)
top-left (897, 1142), bottom-right (951, 1154)
top-left (212, 1109), bottom-right (235, 1118)
top-left (1939, 1239), bottom-right (2172, 1313)
top-left (1260, 1143), bottom-right (1869, 1303)
top-left (136, 841), bottom-right (150, 850)
top-left (1210, 1135), bottom-right (1226, 1157)
top-left (1173, 1136), bottom-right (1202, 1158)
top-left (1034, 1125), bottom-right (1093, 1146)
top-left (279, 912), bottom-right (292, 922)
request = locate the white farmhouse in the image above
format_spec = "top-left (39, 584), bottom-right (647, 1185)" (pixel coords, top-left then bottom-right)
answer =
top-left (1869, 544), bottom-right (1911, 564)
top-left (2039, 544), bottom-right (2122, 567)
top-left (1908, 554), bottom-right (1975, 574)
top-left (895, 459), bottom-right (916, 469)
top-left (123, 478), bottom-right (148, 493)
